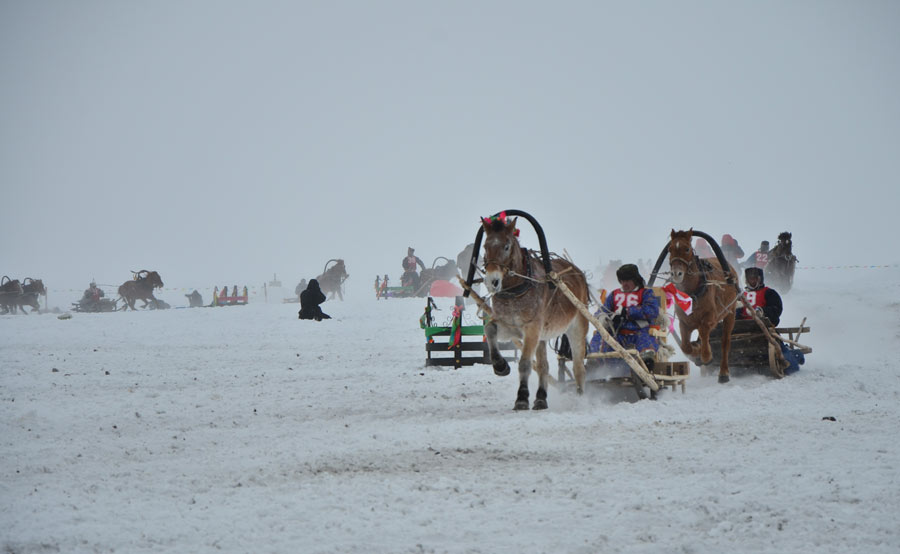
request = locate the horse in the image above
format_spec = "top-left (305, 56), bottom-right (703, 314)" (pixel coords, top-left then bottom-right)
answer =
top-left (118, 270), bottom-right (164, 310)
top-left (667, 229), bottom-right (740, 383)
top-left (457, 243), bottom-right (479, 277)
top-left (316, 259), bottom-right (348, 301)
top-left (16, 278), bottom-right (47, 314)
top-left (767, 232), bottom-right (797, 293)
top-left (0, 276), bottom-right (24, 314)
top-left (479, 214), bottom-right (590, 410)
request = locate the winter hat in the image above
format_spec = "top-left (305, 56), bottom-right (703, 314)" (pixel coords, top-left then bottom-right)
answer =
top-left (616, 264), bottom-right (645, 288)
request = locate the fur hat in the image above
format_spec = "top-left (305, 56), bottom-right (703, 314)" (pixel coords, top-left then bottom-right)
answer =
top-left (616, 264), bottom-right (645, 288)
top-left (744, 266), bottom-right (765, 287)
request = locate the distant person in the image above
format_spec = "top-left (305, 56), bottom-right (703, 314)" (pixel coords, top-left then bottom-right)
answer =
top-left (743, 241), bottom-right (771, 269)
top-left (295, 279), bottom-right (308, 298)
top-left (720, 234), bottom-right (745, 270)
top-left (736, 267), bottom-right (782, 326)
top-left (693, 238), bottom-right (714, 259)
top-left (185, 290), bottom-right (203, 308)
top-left (83, 281), bottom-right (104, 303)
top-left (401, 247), bottom-right (425, 289)
top-left (298, 279), bottom-right (331, 321)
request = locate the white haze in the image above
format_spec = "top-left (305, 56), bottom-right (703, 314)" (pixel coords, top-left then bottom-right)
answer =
top-left (1, 1), bottom-right (899, 297)
top-left (2, 267), bottom-right (900, 553)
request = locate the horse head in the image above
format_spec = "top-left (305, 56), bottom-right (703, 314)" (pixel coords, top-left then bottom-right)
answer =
top-left (335, 260), bottom-right (348, 280)
top-left (668, 229), bottom-right (695, 285)
top-left (144, 271), bottom-right (164, 289)
top-left (23, 278), bottom-right (47, 295)
top-left (481, 212), bottom-right (523, 293)
top-left (775, 232), bottom-right (792, 256)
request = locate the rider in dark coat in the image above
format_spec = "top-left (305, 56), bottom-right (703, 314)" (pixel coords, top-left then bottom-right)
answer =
top-left (736, 267), bottom-right (782, 326)
top-left (298, 279), bottom-right (331, 321)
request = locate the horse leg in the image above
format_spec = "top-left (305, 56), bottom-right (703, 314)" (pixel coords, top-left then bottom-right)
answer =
top-left (515, 330), bottom-right (540, 411)
top-left (698, 321), bottom-right (715, 365)
top-left (679, 319), bottom-right (699, 358)
top-left (484, 321), bottom-right (510, 376)
top-left (566, 315), bottom-right (589, 395)
top-left (532, 341), bottom-right (550, 410)
top-left (718, 312), bottom-right (736, 383)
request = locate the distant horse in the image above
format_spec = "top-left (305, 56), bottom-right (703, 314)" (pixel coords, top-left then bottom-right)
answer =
top-left (317, 259), bottom-right (348, 301)
top-left (478, 212), bottom-right (589, 410)
top-left (118, 270), bottom-right (164, 310)
top-left (416, 256), bottom-right (457, 296)
top-left (16, 278), bottom-right (47, 314)
top-left (667, 229), bottom-right (740, 383)
top-left (0, 276), bottom-right (24, 314)
top-left (457, 243), bottom-right (479, 277)
top-left (767, 232), bottom-right (797, 293)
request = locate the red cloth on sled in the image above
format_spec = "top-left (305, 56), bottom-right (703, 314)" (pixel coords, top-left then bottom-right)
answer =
top-left (429, 280), bottom-right (463, 297)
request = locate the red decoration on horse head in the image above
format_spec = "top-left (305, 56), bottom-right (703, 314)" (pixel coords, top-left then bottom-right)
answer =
top-left (481, 211), bottom-right (519, 236)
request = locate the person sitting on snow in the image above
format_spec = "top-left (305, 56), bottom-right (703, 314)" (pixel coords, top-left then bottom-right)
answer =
top-left (736, 266), bottom-right (782, 326)
top-left (589, 264), bottom-right (660, 399)
top-left (298, 279), bottom-right (331, 321)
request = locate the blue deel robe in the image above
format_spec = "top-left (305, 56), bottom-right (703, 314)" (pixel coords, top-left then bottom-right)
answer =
top-left (589, 287), bottom-right (660, 354)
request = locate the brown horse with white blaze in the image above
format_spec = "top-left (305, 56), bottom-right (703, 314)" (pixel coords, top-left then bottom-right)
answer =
top-left (668, 229), bottom-right (739, 383)
top-left (118, 270), bottom-right (164, 310)
top-left (481, 214), bottom-right (589, 410)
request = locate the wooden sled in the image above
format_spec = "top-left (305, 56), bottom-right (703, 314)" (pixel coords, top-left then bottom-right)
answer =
top-left (422, 297), bottom-right (516, 369)
top-left (694, 318), bottom-right (811, 378)
top-left (554, 285), bottom-right (689, 397)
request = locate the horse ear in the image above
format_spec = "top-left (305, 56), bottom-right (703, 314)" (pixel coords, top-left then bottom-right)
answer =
top-left (508, 217), bottom-right (518, 231)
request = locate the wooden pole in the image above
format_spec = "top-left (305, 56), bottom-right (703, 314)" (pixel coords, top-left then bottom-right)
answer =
top-left (548, 272), bottom-right (659, 392)
top-left (456, 277), bottom-right (493, 319)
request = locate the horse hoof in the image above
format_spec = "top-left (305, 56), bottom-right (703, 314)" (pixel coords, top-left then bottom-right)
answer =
top-left (514, 400), bottom-right (530, 411)
top-left (532, 398), bottom-right (548, 410)
top-left (493, 360), bottom-right (510, 377)
top-left (718, 374), bottom-right (730, 384)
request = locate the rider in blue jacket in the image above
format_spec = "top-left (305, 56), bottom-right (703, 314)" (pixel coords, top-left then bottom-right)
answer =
top-left (589, 263), bottom-right (660, 357)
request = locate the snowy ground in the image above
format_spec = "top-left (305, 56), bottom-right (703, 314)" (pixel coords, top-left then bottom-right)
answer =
top-left (2, 269), bottom-right (899, 553)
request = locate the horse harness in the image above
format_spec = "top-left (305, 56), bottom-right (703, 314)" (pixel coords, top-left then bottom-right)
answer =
top-left (485, 247), bottom-right (537, 299)
top-left (669, 253), bottom-right (712, 302)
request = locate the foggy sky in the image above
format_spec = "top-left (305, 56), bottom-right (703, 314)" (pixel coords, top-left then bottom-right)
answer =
top-left (2, 1), bottom-right (898, 296)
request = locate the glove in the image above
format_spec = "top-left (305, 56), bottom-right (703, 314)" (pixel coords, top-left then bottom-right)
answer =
top-left (754, 306), bottom-right (764, 318)
top-left (611, 307), bottom-right (627, 329)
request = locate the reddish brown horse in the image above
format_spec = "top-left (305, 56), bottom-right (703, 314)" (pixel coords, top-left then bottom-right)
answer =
top-left (668, 229), bottom-right (740, 383)
top-left (316, 259), bottom-right (348, 301)
top-left (118, 270), bottom-right (164, 310)
top-left (480, 214), bottom-right (590, 410)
